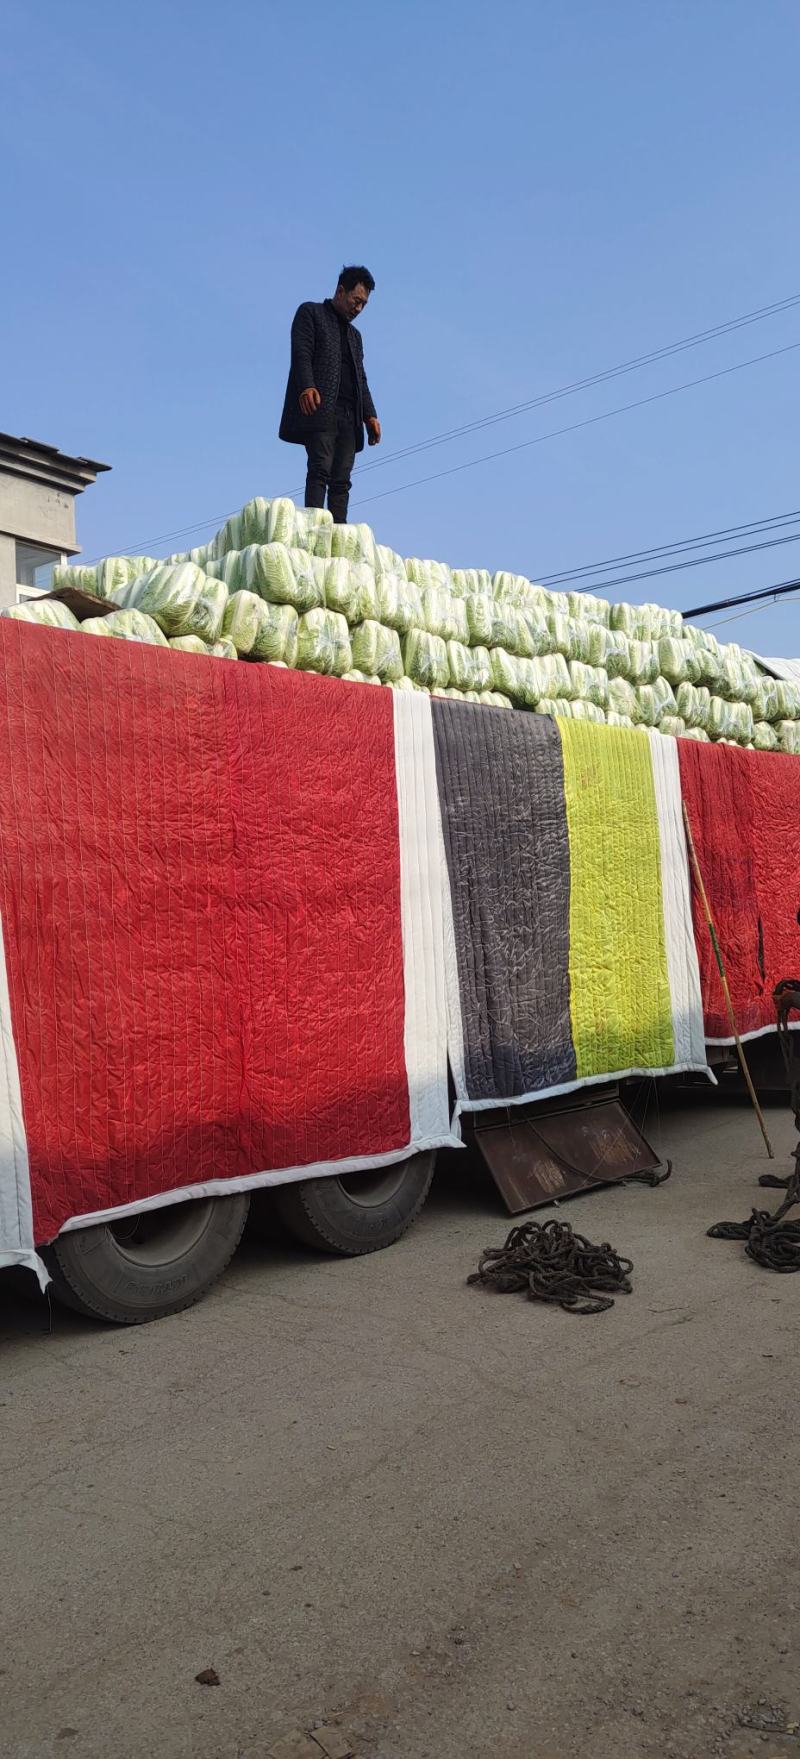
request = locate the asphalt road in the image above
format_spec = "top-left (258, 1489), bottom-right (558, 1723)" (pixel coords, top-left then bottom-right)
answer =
top-left (3, 1091), bottom-right (800, 1759)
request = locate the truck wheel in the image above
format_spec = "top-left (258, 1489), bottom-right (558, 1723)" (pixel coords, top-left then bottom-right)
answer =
top-left (42, 1193), bottom-right (250, 1325)
top-left (273, 1152), bottom-right (436, 1255)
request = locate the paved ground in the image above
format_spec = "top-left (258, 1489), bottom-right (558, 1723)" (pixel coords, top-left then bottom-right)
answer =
top-left (3, 1090), bottom-right (800, 1759)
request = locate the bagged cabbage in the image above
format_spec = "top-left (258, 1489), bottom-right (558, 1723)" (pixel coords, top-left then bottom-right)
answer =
top-left (753, 675), bottom-right (780, 722)
top-left (480, 691), bottom-right (512, 709)
top-left (608, 677), bottom-right (639, 720)
top-left (351, 620), bottom-right (403, 681)
top-left (222, 592), bottom-right (298, 663)
top-left (385, 675), bottom-right (419, 692)
top-left (420, 587), bottom-right (468, 644)
top-left (684, 623), bottom-right (720, 656)
top-left (718, 643), bottom-right (758, 704)
top-left (775, 680), bottom-right (800, 720)
top-left (123, 562), bottom-right (227, 642)
top-left (531, 652), bottom-right (572, 699)
top-left (322, 558), bottom-right (363, 623)
top-left (753, 721), bottom-right (779, 751)
top-left (215, 496), bottom-right (297, 553)
top-left (708, 697), bottom-right (754, 742)
top-left (680, 727), bottom-right (710, 742)
top-left (295, 608), bottom-right (352, 676)
top-left (571, 700), bottom-right (606, 723)
top-left (330, 522), bottom-right (377, 568)
top-left (446, 640), bottom-right (475, 692)
top-left (652, 676), bottom-right (678, 721)
top-left (451, 567), bottom-right (492, 597)
top-left (465, 593), bottom-right (494, 647)
top-left (675, 682), bottom-right (711, 729)
top-left (624, 640), bottom-right (659, 685)
top-left (493, 571), bottom-right (531, 601)
top-left (606, 711), bottom-right (635, 728)
top-left (402, 628), bottom-right (449, 690)
top-left (490, 648), bottom-right (527, 702)
top-left (407, 557), bottom-right (451, 593)
top-left (604, 630), bottom-right (631, 678)
top-left (658, 715), bottom-right (686, 738)
top-left (169, 635), bottom-right (210, 654)
top-left (2, 600), bottom-right (79, 631)
top-left (569, 661), bottom-right (608, 708)
top-left (81, 609), bottom-right (168, 645)
top-left (567, 591), bottom-right (611, 626)
top-left (610, 602), bottom-right (642, 638)
top-left (210, 638), bottom-right (237, 660)
top-left (240, 544), bottom-right (322, 613)
top-left (521, 608), bottom-right (553, 656)
top-left (534, 697), bottom-right (567, 718)
top-left (635, 685), bottom-right (660, 728)
top-left (469, 646), bottom-right (493, 691)
top-left (778, 721), bottom-right (800, 754)
top-left (376, 570), bottom-right (422, 633)
top-left (294, 506), bottom-right (334, 555)
top-left (89, 556), bottom-right (159, 599)
top-left (374, 544), bottom-right (407, 580)
top-left (658, 638), bottom-right (694, 685)
top-left (52, 562), bottom-right (99, 594)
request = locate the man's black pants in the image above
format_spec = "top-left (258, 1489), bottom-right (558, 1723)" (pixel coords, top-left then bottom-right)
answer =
top-left (304, 404), bottom-right (358, 524)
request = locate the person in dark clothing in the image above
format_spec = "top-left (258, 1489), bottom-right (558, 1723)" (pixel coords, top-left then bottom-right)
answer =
top-left (279, 266), bottom-right (381, 523)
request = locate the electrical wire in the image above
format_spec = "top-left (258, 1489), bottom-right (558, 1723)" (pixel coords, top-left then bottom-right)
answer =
top-left (536, 507), bottom-right (800, 586)
top-left (551, 529), bottom-right (800, 598)
top-left (83, 290), bottom-right (800, 562)
top-left (704, 593), bottom-right (800, 632)
top-left (682, 572), bottom-right (800, 617)
top-left (351, 340), bottom-right (800, 511)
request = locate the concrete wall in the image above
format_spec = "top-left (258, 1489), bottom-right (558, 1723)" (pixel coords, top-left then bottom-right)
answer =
top-left (0, 474), bottom-right (77, 553)
top-left (0, 474), bottom-right (79, 609)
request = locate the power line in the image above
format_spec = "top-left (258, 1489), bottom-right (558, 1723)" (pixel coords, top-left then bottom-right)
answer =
top-left (556, 528), bottom-right (800, 598)
top-left (536, 507), bottom-right (800, 586)
top-left (351, 339), bottom-right (800, 511)
top-left (682, 573), bottom-right (800, 618)
top-left (704, 593), bottom-right (800, 633)
top-left (84, 290), bottom-right (800, 561)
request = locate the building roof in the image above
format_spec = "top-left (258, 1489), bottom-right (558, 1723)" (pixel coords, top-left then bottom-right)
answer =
top-left (0, 432), bottom-right (111, 497)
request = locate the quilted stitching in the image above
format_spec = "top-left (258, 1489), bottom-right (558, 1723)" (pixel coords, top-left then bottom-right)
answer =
top-left (558, 721), bottom-right (674, 1077)
top-left (0, 622), bottom-right (411, 1242)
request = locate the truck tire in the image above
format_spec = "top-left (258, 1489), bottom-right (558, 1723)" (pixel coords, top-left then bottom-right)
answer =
top-left (273, 1152), bottom-right (436, 1255)
top-left (42, 1193), bottom-right (250, 1325)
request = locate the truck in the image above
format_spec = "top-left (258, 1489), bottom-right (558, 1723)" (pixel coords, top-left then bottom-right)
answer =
top-left (0, 613), bottom-right (795, 1325)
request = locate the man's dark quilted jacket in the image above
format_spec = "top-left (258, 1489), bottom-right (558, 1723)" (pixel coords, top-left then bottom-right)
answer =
top-left (279, 299), bottom-right (377, 451)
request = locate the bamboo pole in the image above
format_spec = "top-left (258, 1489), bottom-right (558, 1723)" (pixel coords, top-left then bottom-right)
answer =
top-left (682, 800), bottom-right (774, 1158)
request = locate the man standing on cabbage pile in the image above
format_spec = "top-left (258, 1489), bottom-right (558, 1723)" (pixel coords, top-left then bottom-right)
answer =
top-left (279, 266), bottom-right (381, 523)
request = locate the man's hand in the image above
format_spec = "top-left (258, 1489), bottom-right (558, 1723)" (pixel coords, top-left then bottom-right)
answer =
top-left (299, 387), bottom-right (321, 416)
top-left (367, 417), bottom-right (382, 446)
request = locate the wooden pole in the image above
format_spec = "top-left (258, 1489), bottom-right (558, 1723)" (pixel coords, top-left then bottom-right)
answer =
top-left (682, 800), bottom-right (774, 1158)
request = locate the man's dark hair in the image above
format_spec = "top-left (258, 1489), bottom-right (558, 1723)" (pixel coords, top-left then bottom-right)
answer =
top-left (338, 264), bottom-right (376, 293)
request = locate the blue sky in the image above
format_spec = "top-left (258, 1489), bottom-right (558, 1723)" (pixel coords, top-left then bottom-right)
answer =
top-left (3, 0), bottom-right (800, 654)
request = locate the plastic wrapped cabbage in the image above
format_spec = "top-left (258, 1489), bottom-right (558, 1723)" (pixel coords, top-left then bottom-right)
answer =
top-left (407, 557), bottom-right (452, 594)
top-left (777, 720), bottom-right (800, 754)
top-left (753, 721), bottom-right (779, 751)
top-left (420, 587), bottom-right (468, 644)
top-left (296, 608), bottom-right (353, 676)
top-left (718, 645), bottom-right (759, 705)
top-left (680, 727), bottom-right (710, 742)
top-left (658, 715), bottom-right (687, 738)
top-left (571, 700), bottom-right (606, 723)
top-left (350, 620), bottom-right (403, 682)
top-left (222, 592), bottom-right (298, 663)
top-left (469, 646), bottom-right (493, 691)
top-left (534, 696), bottom-right (566, 718)
top-left (675, 682), bottom-right (711, 729)
top-left (331, 523), bottom-right (377, 568)
top-left (402, 628), bottom-right (449, 690)
top-left (568, 662), bottom-right (609, 709)
top-left (489, 648), bottom-right (526, 702)
top-left (567, 590), bottom-right (610, 627)
top-left (374, 544), bottom-right (408, 580)
top-left (708, 697), bottom-right (754, 742)
top-left (520, 609), bottom-right (553, 656)
top-left (89, 556), bottom-right (159, 599)
top-left (121, 562), bottom-right (227, 642)
top-left (465, 593), bottom-right (495, 648)
top-left (52, 563), bottom-right (99, 594)
top-left (376, 570), bottom-right (423, 634)
top-left (2, 600), bottom-right (79, 631)
top-left (603, 630), bottom-right (631, 678)
top-left (608, 677), bottom-right (639, 721)
top-left (81, 609), bottom-right (168, 645)
top-left (775, 680), bottom-right (800, 720)
top-left (322, 558), bottom-right (363, 623)
top-left (624, 640), bottom-right (659, 685)
top-left (237, 544), bottom-right (322, 613)
top-left (385, 675), bottom-right (420, 692)
top-left (606, 711), bottom-right (635, 728)
top-left (349, 561), bottom-right (379, 623)
top-left (169, 635), bottom-right (210, 654)
top-left (210, 638), bottom-right (237, 660)
top-left (752, 675), bottom-right (780, 722)
top-left (452, 568), bottom-right (492, 597)
top-left (294, 506), bottom-right (334, 556)
top-left (445, 640), bottom-right (475, 692)
top-left (658, 638), bottom-right (694, 685)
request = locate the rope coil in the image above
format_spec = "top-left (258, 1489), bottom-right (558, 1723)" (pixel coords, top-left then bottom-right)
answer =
top-left (468, 1217), bottom-right (634, 1316)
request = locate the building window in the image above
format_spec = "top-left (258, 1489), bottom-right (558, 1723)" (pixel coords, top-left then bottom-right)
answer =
top-left (15, 541), bottom-right (64, 597)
